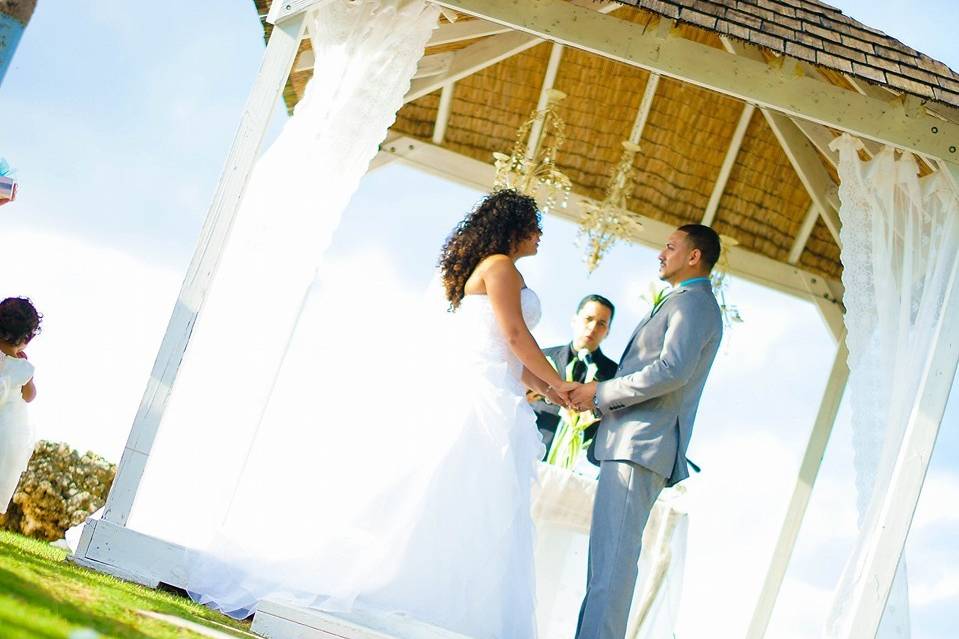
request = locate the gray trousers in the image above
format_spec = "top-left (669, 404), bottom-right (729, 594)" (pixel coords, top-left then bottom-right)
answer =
top-left (575, 460), bottom-right (666, 639)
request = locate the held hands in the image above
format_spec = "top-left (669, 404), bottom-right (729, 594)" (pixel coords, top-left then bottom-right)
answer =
top-left (545, 380), bottom-right (579, 411)
top-left (569, 381), bottom-right (598, 412)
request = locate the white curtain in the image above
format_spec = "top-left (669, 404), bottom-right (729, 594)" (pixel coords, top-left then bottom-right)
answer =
top-left (825, 134), bottom-right (959, 637)
top-left (127, 0), bottom-right (439, 548)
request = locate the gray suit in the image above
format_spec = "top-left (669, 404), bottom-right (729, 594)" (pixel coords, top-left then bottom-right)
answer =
top-left (576, 278), bottom-right (722, 639)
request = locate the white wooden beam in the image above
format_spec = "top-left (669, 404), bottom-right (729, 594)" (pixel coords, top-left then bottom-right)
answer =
top-left (405, 0), bottom-right (618, 104)
top-left (841, 217), bottom-right (959, 636)
top-left (702, 102), bottom-right (754, 226)
top-left (438, 8), bottom-right (460, 24)
top-left (430, 0), bottom-right (959, 163)
top-left (432, 81), bottom-right (455, 145)
top-left (378, 136), bottom-right (843, 303)
top-left (762, 109), bottom-right (843, 247)
top-left (791, 118), bottom-right (840, 168)
top-left (405, 29), bottom-right (542, 102)
top-left (628, 72), bottom-right (660, 145)
top-left (94, 14), bottom-right (308, 527)
top-left (267, 0), bottom-right (326, 24)
top-left (70, 518), bottom-right (189, 589)
top-left (526, 43), bottom-right (566, 159)
top-left (426, 17), bottom-right (510, 47)
top-left (788, 202), bottom-right (821, 265)
top-left (747, 337), bottom-right (849, 639)
top-left (296, 50), bottom-right (455, 78)
top-left (411, 52), bottom-right (455, 79)
top-left (800, 271), bottom-right (846, 344)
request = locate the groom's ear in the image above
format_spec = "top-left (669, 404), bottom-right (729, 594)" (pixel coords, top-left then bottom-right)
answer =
top-left (688, 247), bottom-right (703, 266)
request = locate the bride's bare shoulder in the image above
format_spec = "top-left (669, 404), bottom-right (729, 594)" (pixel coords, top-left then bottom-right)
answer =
top-left (465, 255), bottom-right (521, 295)
top-left (477, 255), bottom-right (521, 281)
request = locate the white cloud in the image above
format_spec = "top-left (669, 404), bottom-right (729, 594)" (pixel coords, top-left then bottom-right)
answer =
top-left (913, 471), bottom-right (959, 529)
top-left (0, 229), bottom-right (179, 461)
top-left (910, 573), bottom-right (959, 608)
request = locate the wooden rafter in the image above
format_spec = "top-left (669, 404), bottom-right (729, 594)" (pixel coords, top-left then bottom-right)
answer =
top-left (788, 202), bottom-right (822, 265)
top-left (526, 43), bottom-right (566, 159)
top-left (702, 102), bottom-right (754, 226)
top-left (628, 72), bottom-right (659, 145)
top-left (405, 0), bottom-right (618, 104)
top-left (432, 82), bottom-right (455, 145)
top-left (405, 30), bottom-right (542, 103)
top-left (426, 17), bottom-right (510, 47)
top-left (762, 109), bottom-right (842, 246)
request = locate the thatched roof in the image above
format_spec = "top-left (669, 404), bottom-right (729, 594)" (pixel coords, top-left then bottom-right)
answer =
top-left (251, 0), bottom-right (959, 286)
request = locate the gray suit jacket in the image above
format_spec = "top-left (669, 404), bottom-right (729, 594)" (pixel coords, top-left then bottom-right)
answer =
top-left (594, 279), bottom-right (722, 486)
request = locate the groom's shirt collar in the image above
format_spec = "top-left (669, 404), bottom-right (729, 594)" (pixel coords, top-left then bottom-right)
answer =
top-left (678, 276), bottom-right (710, 288)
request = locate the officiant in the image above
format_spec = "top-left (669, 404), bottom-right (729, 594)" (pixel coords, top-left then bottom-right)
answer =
top-left (531, 294), bottom-right (618, 466)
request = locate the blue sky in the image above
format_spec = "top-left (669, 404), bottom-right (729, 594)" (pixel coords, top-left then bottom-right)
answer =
top-left (1, 1), bottom-right (957, 637)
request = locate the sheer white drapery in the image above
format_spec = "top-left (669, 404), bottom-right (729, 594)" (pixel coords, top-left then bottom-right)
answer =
top-left (127, 0), bottom-right (439, 547)
top-left (825, 134), bottom-right (959, 637)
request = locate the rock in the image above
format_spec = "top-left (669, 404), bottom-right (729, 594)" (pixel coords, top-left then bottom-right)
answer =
top-left (0, 441), bottom-right (115, 541)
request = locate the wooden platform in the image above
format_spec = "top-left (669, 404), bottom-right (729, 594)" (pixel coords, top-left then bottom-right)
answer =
top-left (250, 599), bottom-right (473, 639)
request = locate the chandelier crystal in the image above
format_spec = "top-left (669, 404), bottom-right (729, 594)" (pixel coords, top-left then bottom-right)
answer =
top-left (578, 140), bottom-right (645, 273)
top-left (492, 89), bottom-right (572, 213)
top-left (711, 234), bottom-right (744, 326)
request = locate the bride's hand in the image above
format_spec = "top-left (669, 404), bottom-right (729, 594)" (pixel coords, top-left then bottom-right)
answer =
top-left (548, 381), bottom-right (579, 410)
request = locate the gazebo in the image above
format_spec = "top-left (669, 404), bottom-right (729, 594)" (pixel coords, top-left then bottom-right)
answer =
top-left (70, 0), bottom-right (959, 637)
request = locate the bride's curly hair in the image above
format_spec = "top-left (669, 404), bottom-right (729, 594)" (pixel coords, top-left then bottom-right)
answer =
top-left (438, 189), bottom-right (541, 309)
top-left (0, 297), bottom-right (42, 346)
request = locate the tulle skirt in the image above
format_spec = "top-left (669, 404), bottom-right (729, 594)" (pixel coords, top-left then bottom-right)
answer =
top-left (0, 401), bottom-right (34, 514)
top-left (186, 352), bottom-right (545, 639)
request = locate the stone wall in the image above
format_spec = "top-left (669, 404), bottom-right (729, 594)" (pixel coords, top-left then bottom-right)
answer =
top-left (0, 441), bottom-right (115, 541)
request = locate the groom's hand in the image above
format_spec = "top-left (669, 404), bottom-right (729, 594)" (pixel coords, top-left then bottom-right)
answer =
top-left (570, 381), bottom-right (598, 412)
top-left (545, 386), bottom-right (570, 408)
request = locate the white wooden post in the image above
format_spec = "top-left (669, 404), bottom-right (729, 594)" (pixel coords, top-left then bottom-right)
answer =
top-left (842, 162), bottom-right (959, 638)
top-left (97, 13), bottom-right (308, 527)
top-left (746, 323), bottom-right (849, 638)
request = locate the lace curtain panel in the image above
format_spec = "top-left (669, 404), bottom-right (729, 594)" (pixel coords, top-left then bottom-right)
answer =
top-left (825, 134), bottom-right (959, 637)
top-left (127, 0), bottom-right (439, 547)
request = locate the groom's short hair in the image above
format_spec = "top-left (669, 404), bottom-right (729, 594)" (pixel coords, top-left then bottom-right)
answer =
top-left (677, 224), bottom-right (721, 270)
top-left (577, 294), bottom-right (615, 322)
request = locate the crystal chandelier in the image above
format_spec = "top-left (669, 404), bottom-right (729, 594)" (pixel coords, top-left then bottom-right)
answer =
top-left (711, 234), bottom-right (744, 326)
top-left (492, 89), bottom-right (572, 213)
top-left (578, 140), bottom-right (645, 273)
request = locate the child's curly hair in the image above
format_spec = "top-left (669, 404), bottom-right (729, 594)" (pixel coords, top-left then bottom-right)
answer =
top-left (0, 297), bottom-right (42, 346)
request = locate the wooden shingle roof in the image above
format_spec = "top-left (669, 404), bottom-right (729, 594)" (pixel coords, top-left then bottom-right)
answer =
top-left (627, 0), bottom-right (959, 107)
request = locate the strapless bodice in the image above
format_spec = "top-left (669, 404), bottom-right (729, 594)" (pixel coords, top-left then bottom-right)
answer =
top-left (453, 288), bottom-right (542, 378)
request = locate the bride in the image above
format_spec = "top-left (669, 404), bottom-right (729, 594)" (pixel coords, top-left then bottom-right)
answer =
top-left (186, 189), bottom-right (578, 638)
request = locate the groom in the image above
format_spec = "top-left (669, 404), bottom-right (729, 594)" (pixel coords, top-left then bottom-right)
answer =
top-left (569, 224), bottom-right (724, 639)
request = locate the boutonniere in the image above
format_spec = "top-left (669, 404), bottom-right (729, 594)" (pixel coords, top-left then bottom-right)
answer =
top-left (641, 283), bottom-right (672, 316)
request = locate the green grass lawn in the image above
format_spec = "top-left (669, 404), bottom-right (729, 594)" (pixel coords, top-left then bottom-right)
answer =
top-left (0, 530), bottom-right (254, 639)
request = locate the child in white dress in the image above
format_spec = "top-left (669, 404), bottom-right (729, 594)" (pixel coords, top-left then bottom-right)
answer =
top-left (0, 297), bottom-right (41, 514)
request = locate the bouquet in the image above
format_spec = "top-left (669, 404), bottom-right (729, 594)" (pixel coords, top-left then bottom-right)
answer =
top-left (545, 349), bottom-right (600, 470)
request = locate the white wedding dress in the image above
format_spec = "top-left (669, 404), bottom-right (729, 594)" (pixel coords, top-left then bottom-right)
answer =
top-left (187, 288), bottom-right (546, 639)
top-left (0, 353), bottom-right (35, 513)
